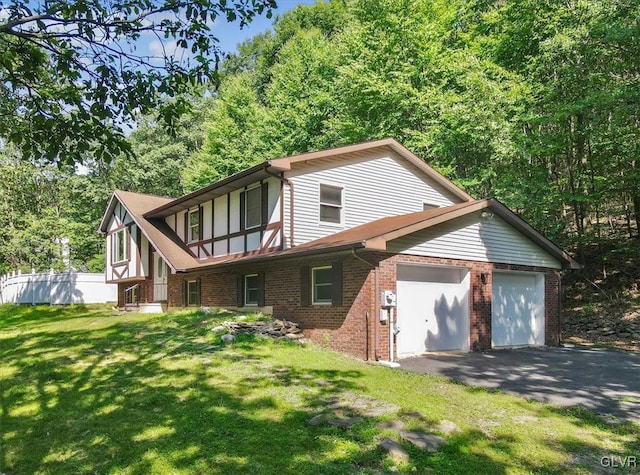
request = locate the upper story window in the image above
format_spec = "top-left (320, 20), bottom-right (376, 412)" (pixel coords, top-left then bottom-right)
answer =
top-left (319, 184), bottom-right (343, 224)
top-left (188, 209), bottom-right (200, 242)
top-left (245, 186), bottom-right (262, 229)
top-left (112, 228), bottom-right (129, 263)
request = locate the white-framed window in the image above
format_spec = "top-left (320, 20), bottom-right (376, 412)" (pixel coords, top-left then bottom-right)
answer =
top-left (312, 266), bottom-right (333, 305)
top-left (187, 280), bottom-right (200, 306)
top-left (423, 202), bottom-right (439, 211)
top-left (188, 209), bottom-right (200, 242)
top-left (245, 186), bottom-right (261, 229)
top-left (112, 228), bottom-right (129, 263)
top-left (319, 184), bottom-right (343, 224)
top-left (244, 274), bottom-right (259, 306)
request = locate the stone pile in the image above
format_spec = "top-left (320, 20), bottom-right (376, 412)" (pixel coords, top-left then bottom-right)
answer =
top-left (563, 310), bottom-right (640, 350)
top-left (215, 318), bottom-right (306, 342)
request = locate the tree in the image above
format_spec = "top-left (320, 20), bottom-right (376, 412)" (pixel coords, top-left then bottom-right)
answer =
top-left (0, 0), bottom-right (276, 165)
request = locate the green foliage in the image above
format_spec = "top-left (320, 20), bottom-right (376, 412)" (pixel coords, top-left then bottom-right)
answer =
top-left (0, 0), bottom-right (276, 165)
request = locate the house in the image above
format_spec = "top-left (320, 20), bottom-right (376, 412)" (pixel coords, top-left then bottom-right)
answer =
top-left (98, 138), bottom-right (579, 361)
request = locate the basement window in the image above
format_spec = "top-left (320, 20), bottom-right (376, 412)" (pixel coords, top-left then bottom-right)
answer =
top-left (244, 274), bottom-right (259, 306)
top-left (312, 266), bottom-right (333, 305)
top-left (187, 280), bottom-right (200, 306)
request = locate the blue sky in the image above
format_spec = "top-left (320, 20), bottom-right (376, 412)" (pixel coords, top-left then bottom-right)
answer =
top-left (214, 0), bottom-right (319, 55)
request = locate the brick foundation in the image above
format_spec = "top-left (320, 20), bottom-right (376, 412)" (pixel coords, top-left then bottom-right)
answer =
top-left (161, 251), bottom-right (561, 361)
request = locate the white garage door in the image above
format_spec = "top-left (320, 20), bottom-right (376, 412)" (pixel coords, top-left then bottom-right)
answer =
top-left (396, 265), bottom-right (470, 357)
top-left (491, 271), bottom-right (545, 347)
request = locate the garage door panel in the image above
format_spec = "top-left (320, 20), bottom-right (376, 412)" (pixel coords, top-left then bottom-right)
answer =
top-left (397, 265), bottom-right (470, 356)
top-left (492, 272), bottom-right (544, 347)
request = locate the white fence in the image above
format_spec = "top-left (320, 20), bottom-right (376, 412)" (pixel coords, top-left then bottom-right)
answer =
top-left (0, 270), bottom-right (117, 305)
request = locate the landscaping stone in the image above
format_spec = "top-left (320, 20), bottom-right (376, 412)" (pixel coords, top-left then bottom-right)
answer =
top-left (211, 325), bottom-right (225, 333)
top-left (327, 417), bottom-right (363, 428)
top-left (376, 420), bottom-right (405, 430)
top-left (399, 431), bottom-right (446, 452)
top-left (379, 437), bottom-right (410, 464)
top-left (220, 318), bottom-right (305, 341)
top-left (437, 420), bottom-right (461, 435)
top-left (221, 334), bottom-right (235, 343)
top-left (307, 414), bottom-right (327, 426)
top-left (363, 403), bottom-right (401, 417)
top-left (402, 411), bottom-right (425, 420)
top-left (201, 358), bottom-right (212, 365)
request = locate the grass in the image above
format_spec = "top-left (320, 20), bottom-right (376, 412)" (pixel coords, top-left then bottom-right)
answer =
top-left (1, 305), bottom-right (638, 474)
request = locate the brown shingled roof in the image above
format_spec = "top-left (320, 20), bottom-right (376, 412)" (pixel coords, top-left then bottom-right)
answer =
top-left (99, 190), bottom-right (199, 272)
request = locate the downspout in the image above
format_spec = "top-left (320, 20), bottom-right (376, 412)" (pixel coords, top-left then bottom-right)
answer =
top-left (264, 166), bottom-right (295, 248)
top-left (351, 248), bottom-right (379, 361)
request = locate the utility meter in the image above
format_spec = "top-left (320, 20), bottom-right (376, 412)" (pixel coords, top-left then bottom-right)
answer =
top-left (381, 290), bottom-right (397, 307)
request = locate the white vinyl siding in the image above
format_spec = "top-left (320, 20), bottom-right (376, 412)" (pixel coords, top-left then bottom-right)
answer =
top-left (387, 212), bottom-right (562, 269)
top-left (213, 194), bottom-right (228, 237)
top-left (202, 201), bottom-right (213, 240)
top-left (284, 151), bottom-right (460, 245)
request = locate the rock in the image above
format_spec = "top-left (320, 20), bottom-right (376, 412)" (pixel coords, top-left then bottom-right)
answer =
top-left (399, 431), bottom-right (446, 452)
top-left (376, 420), bottom-right (405, 430)
top-left (327, 417), bottom-right (363, 429)
top-left (211, 325), bottom-right (225, 333)
top-left (379, 437), bottom-right (410, 464)
top-left (437, 420), bottom-right (461, 435)
top-left (284, 332), bottom-right (305, 340)
top-left (201, 358), bottom-right (212, 365)
top-left (200, 307), bottom-right (212, 314)
top-left (402, 411), bottom-right (425, 420)
top-left (221, 334), bottom-right (235, 343)
top-left (237, 315), bottom-right (247, 321)
top-left (363, 404), bottom-right (401, 418)
top-left (308, 414), bottom-right (327, 426)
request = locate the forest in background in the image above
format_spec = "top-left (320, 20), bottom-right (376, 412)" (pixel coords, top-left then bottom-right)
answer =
top-left (1, 0), bottom-right (638, 320)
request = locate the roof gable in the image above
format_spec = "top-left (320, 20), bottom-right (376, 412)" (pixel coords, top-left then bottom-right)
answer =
top-left (98, 190), bottom-right (197, 272)
top-left (144, 138), bottom-right (472, 218)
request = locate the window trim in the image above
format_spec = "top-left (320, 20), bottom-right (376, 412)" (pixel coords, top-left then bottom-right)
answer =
top-left (112, 228), bottom-right (130, 264)
top-left (319, 183), bottom-right (344, 226)
top-left (187, 280), bottom-right (200, 306)
top-left (312, 266), bottom-right (333, 305)
top-left (244, 185), bottom-right (262, 230)
top-left (188, 208), bottom-right (200, 243)
top-left (244, 274), bottom-right (259, 306)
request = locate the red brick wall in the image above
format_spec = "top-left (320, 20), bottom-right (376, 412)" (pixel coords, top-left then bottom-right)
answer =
top-left (165, 252), bottom-right (562, 360)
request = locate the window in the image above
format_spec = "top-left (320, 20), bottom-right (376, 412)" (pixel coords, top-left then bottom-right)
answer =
top-left (423, 202), bottom-right (439, 211)
top-left (187, 280), bottom-right (200, 306)
top-left (312, 266), bottom-right (334, 305)
top-left (244, 274), bottom-right (259, 306)
top-left (301, 263), bottom-right (342, 307)
top-left (319, 184), bottom-right (343, 224)
top-left (112, 229), bottom-right (129, 263)
top-left (188, 209), bottom-right (200, 242)
top-left (245, 186), bottom-right (261, 229)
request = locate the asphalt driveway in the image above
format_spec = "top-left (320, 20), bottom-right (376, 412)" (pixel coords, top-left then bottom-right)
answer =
top-left (398, 346), bottom-right (640, 423)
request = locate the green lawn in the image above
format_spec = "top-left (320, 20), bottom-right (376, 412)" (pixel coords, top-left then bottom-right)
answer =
top-left (1, 305), bottom-right (638, 474)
